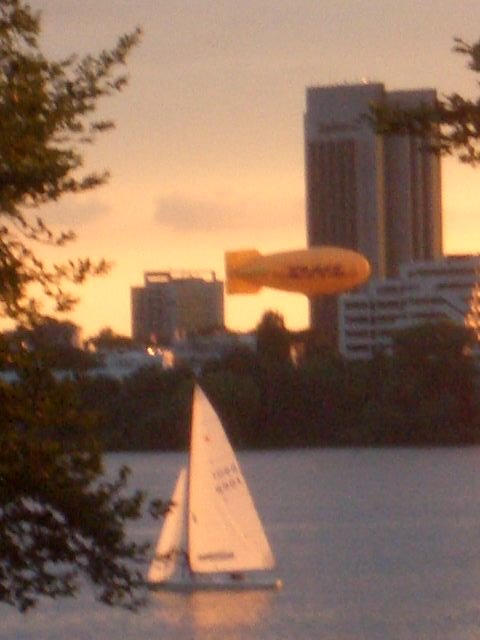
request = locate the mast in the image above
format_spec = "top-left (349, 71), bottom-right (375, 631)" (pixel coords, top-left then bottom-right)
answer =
top-left (185, 383), bottom-right (196, 577)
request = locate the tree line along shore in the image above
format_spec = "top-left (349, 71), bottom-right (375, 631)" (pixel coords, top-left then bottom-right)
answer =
top-left (4, 315), bottom-right (479, 451)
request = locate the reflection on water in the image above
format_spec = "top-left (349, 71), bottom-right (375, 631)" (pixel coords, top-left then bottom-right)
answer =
top-left (152, 590), bottom-right (274, 638)
top-left (189, 591), bottom-right (273, 629)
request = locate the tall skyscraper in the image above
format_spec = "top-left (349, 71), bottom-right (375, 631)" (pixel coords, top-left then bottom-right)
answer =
top-left (304, 82), bottom-right (442, 344)
top-left (131, 271), bottom-right (224, 344)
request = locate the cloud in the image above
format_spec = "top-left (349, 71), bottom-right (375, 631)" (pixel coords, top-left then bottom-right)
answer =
top-left (154, 193), bottom-right (304, 234)
top-left (154, 194), bottom-right (238, 232)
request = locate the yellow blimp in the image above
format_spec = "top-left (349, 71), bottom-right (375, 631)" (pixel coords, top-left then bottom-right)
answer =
top-left (225, 247), bottom-right (370, 296)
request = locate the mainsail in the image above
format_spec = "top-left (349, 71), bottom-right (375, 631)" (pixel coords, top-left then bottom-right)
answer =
top-left (188, 386), bottom-right (275, 574)
top-left (148, 466), bottom-right (187, 583)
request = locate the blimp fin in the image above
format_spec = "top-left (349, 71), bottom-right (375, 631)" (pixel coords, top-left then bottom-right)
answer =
top-left (225, 249), bottom-right (262, 294)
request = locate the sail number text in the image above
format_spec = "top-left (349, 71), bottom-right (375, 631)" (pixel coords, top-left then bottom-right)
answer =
top-left (213, 463), bottom-right (242, 495)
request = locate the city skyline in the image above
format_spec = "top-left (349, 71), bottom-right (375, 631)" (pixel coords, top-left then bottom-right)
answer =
top-left (20, 1), bottom-right (480, 339)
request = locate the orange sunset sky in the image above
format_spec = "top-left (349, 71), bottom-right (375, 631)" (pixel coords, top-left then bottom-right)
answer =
top-left (25, 0), bottom-right (480, 339)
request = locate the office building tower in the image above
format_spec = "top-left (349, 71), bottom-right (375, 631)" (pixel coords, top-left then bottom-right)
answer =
top-left (131, 271), bottom-right (224, 344)
top-left (305, 82), bottom-right (442, 344)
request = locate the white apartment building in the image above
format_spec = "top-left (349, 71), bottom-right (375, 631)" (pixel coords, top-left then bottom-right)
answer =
top-left (339, 255), bottom-right (480, 360)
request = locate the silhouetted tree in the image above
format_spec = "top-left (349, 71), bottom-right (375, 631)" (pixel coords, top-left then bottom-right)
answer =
top-left (0, 0), bottom-right (152, 612)
top-left (89, 327), bottom-right (137, 351)
top-left (371, 37), bottom-right (480, 165)
top-left (256, 311), bottom-right (291, 367)
top-left (389, 321), bottom-right (477, 442)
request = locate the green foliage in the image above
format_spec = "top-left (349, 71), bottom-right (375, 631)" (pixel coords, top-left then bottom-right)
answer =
top-left (256, 311), bottom-right (291, 367)
top-left (7, 317), bottom-right (98, 370)
top-left (0, 0), bottom-right (141, 323)
top-left (388, 322), bottom-right (477, 442)
top-left (201, 369), bottom-right (263, 448)
top-left (77, 367), bottom-right (193, 451)
top-left (89, 327), bottom-right (138, 351)
top-left (207, 320), bottom-right (479, 449)
top-left (36, 319), bottom-right (478, 453)
top-left (371, 37), bottom-right (480, 165)
top-left (0, 0), bottom-right (152, 613)
top-left (0, 342), bottom-right (158, 612)
top-left (3, 318), bottom-right (476, 456)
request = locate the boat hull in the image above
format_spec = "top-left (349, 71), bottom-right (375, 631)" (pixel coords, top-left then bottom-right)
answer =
top-left (149, 576), bottom-right (283, 593)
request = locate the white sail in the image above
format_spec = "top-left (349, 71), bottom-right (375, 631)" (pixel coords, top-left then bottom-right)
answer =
top-left (188, 385), bottom-right (275, 574)
top-left (148, 467), bottom-right (188, 583)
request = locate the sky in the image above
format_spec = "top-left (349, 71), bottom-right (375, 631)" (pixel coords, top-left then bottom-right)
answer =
top-left (24, 0), bottom-right (480, 339)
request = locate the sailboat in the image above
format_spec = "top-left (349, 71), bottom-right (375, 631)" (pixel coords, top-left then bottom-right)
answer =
top-left (148, 384), bottom-right (282, 591)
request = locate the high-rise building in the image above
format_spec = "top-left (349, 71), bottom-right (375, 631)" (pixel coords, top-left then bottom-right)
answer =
top-left (305, 82), bottom-right (442, 344)
top-left (131, 271), bottom-right (224, 344)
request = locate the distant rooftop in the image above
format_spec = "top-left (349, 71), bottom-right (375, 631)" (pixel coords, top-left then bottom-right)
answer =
top-left (143, 270), bottom-right (218, 285)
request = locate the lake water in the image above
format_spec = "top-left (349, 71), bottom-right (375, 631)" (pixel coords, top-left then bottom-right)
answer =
top-left (4, 447), bottom-right (480, 640)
